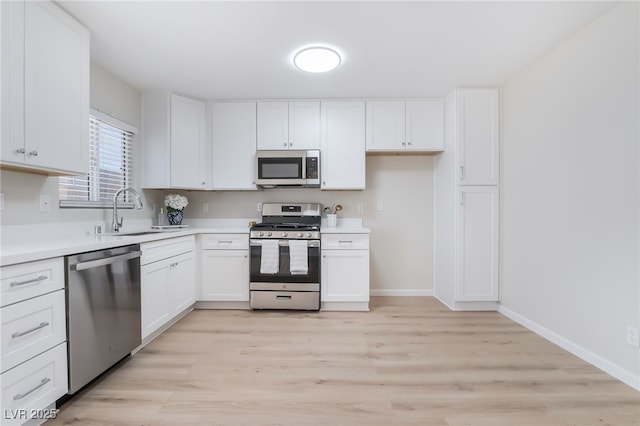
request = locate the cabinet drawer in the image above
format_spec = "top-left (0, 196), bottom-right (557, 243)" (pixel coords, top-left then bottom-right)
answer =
top-left (0, 343), bottom-right (67, 426)
top-left (321, 234), bottom-right (369, 250)
top-left (141, 235), bottom-right (195, 265)
top-left (1, 290), bottom-right (66, 373)
top-left (200, 234), bottom-right (248, 250)
top-left (0, 258), bottom-right (64, 308)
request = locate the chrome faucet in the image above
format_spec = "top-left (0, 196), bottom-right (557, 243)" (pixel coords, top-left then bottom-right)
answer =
top-left (112, 187), bottom-right (144, 232)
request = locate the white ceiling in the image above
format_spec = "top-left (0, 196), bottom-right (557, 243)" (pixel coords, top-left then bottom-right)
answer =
top-left (58, 1), bottom-right (616, 100)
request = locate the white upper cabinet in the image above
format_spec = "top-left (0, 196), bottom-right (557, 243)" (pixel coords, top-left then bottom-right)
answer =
top-left (320, 101), bottom-right (366, 190)
top-left (406, 100), bottom-right (444, 151)
top-left (257, 101), bottom-right (320, 150)
top-left (1, 0), bottom-right (89, 175)
top-left (142, 92), bottom-right (208, 189)
top-left (210, 102), bottom-right (257, 190)
top-left (170, 94), bottom-right (208, 189)
top-left (455, 89), bottom-right (500, 185)
top-left (366, 100), bottom-right (443, 152)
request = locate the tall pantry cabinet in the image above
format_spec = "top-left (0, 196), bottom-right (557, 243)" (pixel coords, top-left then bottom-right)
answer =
top-left (434, 88), bottom-right (500, 310)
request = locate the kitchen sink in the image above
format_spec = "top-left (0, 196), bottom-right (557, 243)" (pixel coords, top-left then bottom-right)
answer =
top-left (120, 231), bottom-right (163, 236)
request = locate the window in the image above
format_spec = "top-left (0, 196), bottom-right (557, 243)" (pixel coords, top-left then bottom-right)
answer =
top-left (59, 109), bottom-right (136, 208)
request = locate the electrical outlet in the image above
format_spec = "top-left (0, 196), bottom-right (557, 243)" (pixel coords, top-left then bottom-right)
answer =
top-left (376, 201), bottom-right (384, 212)
top-left (356, 203), bottom-right (364, 214)
top-left (626, 326), bottom-right (639, 347)
top-left (257, 203), bottom-right (263, 212)
top-left (202, 202), bottom-right (209, 213)
top-left (39, 195), bottom-right (51, 212)
top-left (0, 193), bottom-right (4, 211)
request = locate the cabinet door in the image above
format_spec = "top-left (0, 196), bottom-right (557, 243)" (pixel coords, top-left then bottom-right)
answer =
top-left (456, 186), bottom-right (499, 301)
top-left (289, 102), bottom-right (320, 150)
top-left (1, 1), bottom-right (25, 165)
top-left (457, 89), bottom-right (499, 185)
top-left (406, 100), bottom-right (444, 151)
top-left (167, 252), bottom-right (195, 317)
top-left (321, 249), bottom-right (369, 302)
top-left (140, 260), bottom-right (170, 339)
top-left (320, 101), bottom-right (366, 190)
top-left (211, 102), bottom-right (257, 190)
top-left (257, 101), bottom-right (288, 150)
top-left (170, 94), bottom-right (207, 189)
top-left (20, 1), bottom-right (89, 174)
top-left (365, 101), bottom-right (405, 151)
top-left (201, 250), bottom-right (249, 301)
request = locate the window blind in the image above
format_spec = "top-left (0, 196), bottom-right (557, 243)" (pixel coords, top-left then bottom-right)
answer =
top-left (59, 111), bottom-right (135, 208)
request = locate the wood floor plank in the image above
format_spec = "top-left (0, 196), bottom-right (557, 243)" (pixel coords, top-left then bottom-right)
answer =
top-left (47, 297), bottom-right (639, 426)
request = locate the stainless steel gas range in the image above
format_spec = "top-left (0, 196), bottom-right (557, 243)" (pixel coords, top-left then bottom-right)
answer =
top-left (249, 203), bottom-right (321, 310)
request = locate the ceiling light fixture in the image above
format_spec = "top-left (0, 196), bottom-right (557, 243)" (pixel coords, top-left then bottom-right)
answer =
top-left (293, 46), bottom-right (341, 73)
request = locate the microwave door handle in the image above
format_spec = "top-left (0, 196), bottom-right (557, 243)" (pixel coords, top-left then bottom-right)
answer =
top-left (301, 156), bottom-right (306, 179)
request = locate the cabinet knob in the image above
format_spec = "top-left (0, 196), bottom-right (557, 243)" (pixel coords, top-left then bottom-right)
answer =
top-left (289, 142), bottom-right (293, 147)
top-left (402, 142), bottom-right (406, 146)
top-left (283, 142), bottom-right (288, 147)
top-left (15, 148), bottom-right (25, 154)
top-left (28, 150), bottom-right (38, 157)
top-left (201, 181), bottom-right (205, 185)
top-left (407, 141), bottom-right (412, 146)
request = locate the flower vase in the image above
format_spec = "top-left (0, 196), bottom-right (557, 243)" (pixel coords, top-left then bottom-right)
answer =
top-left (167, 209), bottom-right (184, 226)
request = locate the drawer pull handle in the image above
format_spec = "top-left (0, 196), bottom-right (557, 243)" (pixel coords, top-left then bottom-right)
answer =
top-left (338, 240), bottom-right (353, 245)
top-left (276, 295), bottom-right (292, 300)
top-left (218, 240), bottom-right (233, 244)
top-left (13, 377), bottom-right (51, 400)
top-left (10, 275), bottom-right (47, 287)
top-left (12, 322), bottom-right (50, 338)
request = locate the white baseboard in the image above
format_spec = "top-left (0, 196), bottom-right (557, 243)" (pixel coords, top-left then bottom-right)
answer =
top-left (498, 305), bottom-right (640, 392)
top-left (370, 289), bottom-right (434, 297)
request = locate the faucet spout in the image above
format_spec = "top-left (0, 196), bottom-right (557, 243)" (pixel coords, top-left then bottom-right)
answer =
top-left (112, 187), bottom-right (143, 233)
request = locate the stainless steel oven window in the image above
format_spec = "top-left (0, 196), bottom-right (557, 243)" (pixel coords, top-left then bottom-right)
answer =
top-left (250, 240), bottom-right (320, 283)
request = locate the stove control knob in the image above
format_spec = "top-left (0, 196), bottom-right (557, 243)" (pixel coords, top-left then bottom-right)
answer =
top-left (282, 232), bottom-right (288, 237)
top-left (259, 231), bottom-right (264, 237)
top-left (306, 232), bottom-right (312, 238)
top-left (298, 232), bottom-right (303, 238)
top-left (267, 231), bottom-right (273, 237)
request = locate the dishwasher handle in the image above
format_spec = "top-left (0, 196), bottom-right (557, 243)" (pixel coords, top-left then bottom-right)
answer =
top-left (71, 251), bottom-right (142, 271)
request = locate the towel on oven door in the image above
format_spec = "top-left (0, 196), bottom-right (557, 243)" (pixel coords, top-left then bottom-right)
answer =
top-left (289, 240), bottom-right (308, 275)
top-left (260, 240), bottom-right (280, 274)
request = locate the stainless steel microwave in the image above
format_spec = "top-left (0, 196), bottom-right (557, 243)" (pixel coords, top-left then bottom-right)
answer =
top-left (256, 150), bottom-right (320, 188)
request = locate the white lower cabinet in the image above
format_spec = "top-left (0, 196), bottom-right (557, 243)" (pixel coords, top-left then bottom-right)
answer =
top-left (0, 343), bottom-right (67, 426)
top-left (0, 257), bottom-right (67, 426)
top-left (321, 234), bottom-right (370, 311)
top-left (140, 236), bottom-right (196, 340)
top-left (200, 234), bottom-right (249, 303)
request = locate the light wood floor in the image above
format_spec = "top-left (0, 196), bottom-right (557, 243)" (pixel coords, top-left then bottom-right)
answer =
top-left (48, 297), bottom-right (639, 426)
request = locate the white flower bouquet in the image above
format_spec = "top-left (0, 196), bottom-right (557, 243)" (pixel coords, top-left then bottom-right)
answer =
top-left (164, 194), bottom-right (189, 212)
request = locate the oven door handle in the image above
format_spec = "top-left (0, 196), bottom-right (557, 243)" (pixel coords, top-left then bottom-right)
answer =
top-left (250, 240), bottom-right (320, 248)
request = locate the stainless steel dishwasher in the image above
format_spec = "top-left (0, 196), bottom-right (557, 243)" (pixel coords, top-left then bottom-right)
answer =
top-left (65, 244), bottom-right (141, 394)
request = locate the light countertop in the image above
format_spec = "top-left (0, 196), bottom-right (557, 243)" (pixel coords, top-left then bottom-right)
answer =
top-left (0, 227), bottom-right (249, 267)
top-left (1, 217), bottom-right (369, 266)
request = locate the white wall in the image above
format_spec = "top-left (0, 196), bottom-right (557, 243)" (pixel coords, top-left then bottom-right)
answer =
top-left (0, 62), bottom-right (146, 226)
top-left (501, 2), bottom-right (639, 388)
